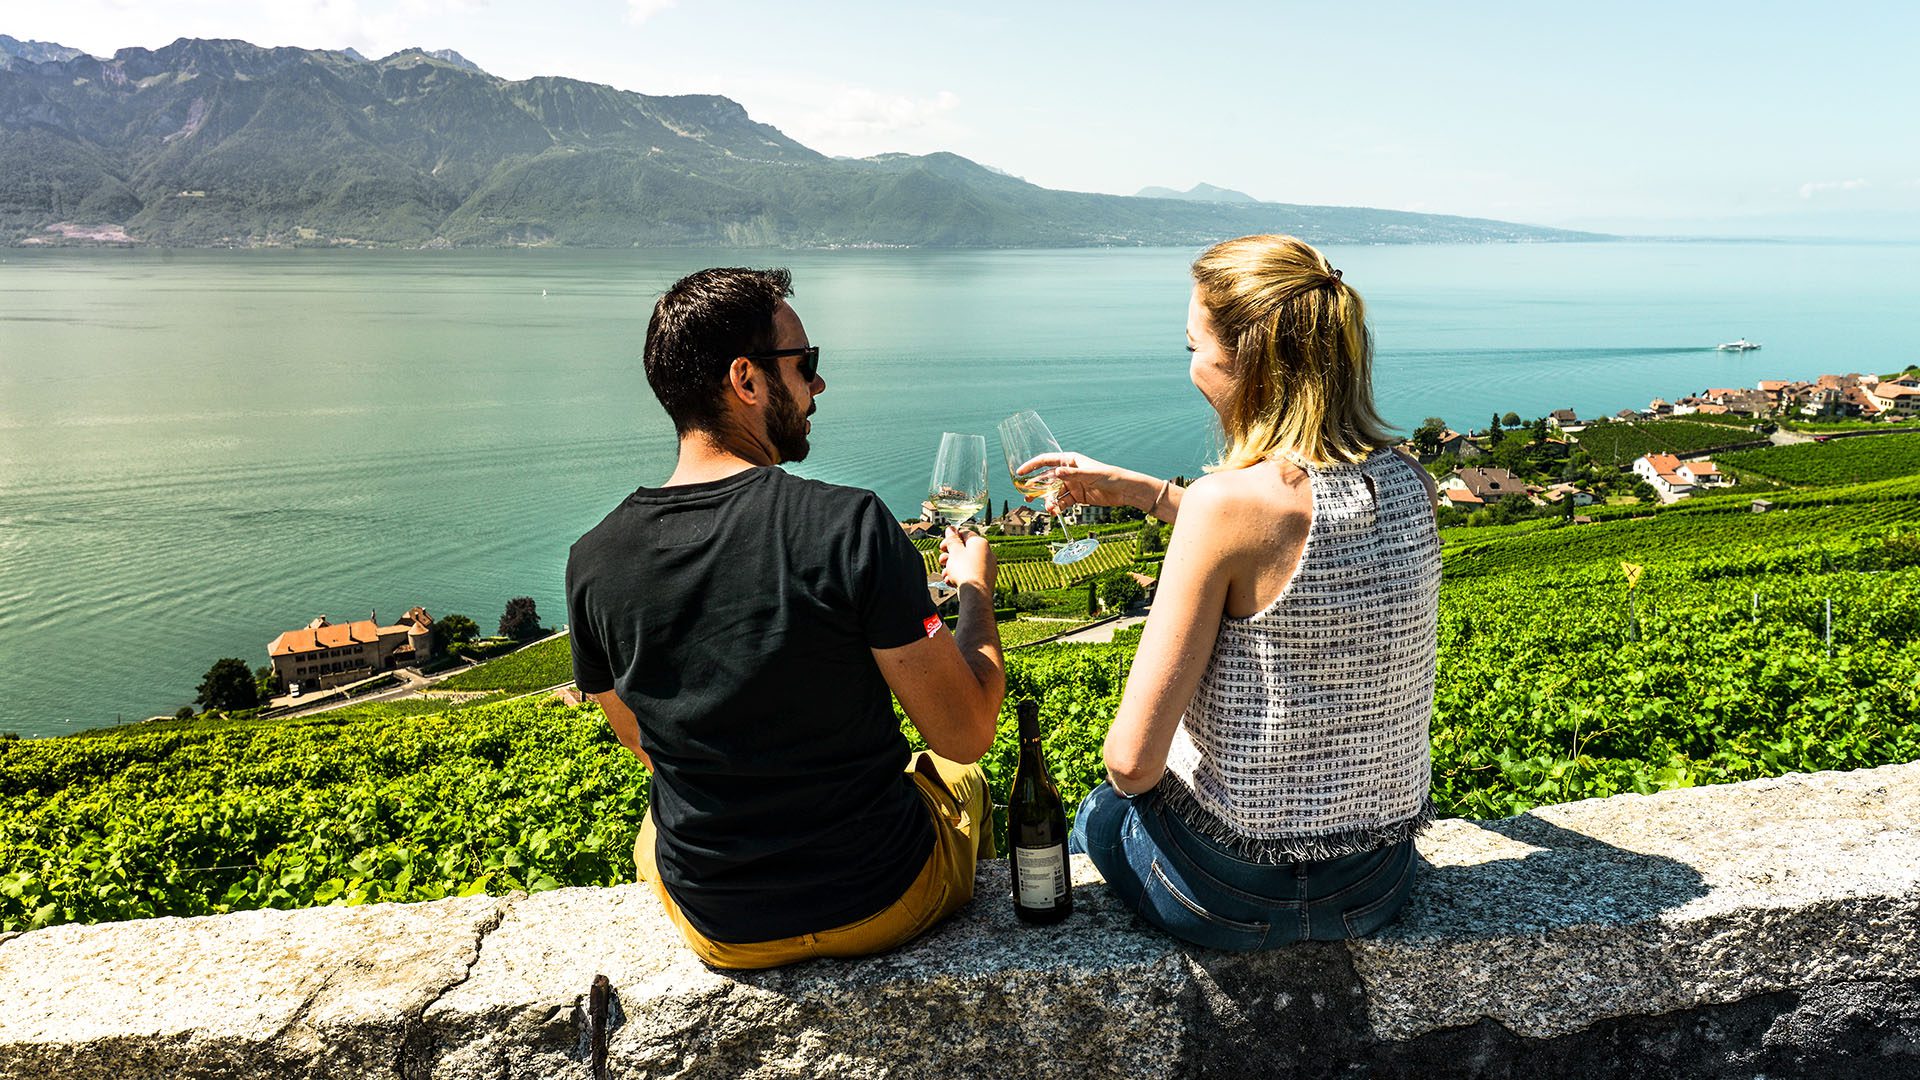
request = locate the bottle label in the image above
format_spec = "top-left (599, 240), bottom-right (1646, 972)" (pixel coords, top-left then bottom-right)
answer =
top-left (1014, 843), bottom-right (1068, 907)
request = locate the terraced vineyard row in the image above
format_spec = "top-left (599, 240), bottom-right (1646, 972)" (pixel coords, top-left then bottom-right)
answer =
top-left (1445, 499), bottom-right (1920, 581)
top-left (1718, 434), bottom-right (1920, 487)
top-left (1573, 419), bottom-right (1764, 467)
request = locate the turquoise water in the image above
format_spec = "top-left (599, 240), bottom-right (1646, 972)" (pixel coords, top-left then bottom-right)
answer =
top-left (3, 242), bottom-right (1917, 735)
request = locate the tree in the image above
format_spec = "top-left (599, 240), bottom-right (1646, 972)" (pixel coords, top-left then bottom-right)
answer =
top-left (1490, 437), bottom-right (1531, 476)
top-left (1001, 499), bottom-right (1009, 520)
top-left (1412, 419), bottom-right (1445, 456)
top-left (435, 613), bottom-right (479, 651)
top-left (254, 664), bottom-right (276, 701)
top-left (196, 658), bottom-right (260, 712)
top-left (499, 597), bottom-right (544, 640)
top-left (1531, 417), bottom-right (1549, 446)
top-left (1100, 573), bottom-right (1147, 612)
top-left (1488, 413), bottom-right (1503, 441)
top-left (1141, 519), bottom-right (1165, 555)
top-left (1490, 493), bottom-right (1536, 526)
top-left (1501, 411), bottom-right (1523, 428)
top-left (1087, 580), bottom-right (1098, 617)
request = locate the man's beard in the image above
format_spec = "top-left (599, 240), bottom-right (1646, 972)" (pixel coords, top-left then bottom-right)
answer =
top-left (764, 372), bottom-right (813, 463)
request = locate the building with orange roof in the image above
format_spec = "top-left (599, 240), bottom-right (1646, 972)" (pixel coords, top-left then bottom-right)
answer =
top-left (267, 607), bottom-right (433, 694)
top-left (1633, 454), bottom-right (1728, 502)
top-left (1866, 382), bottom-right (1920, 417)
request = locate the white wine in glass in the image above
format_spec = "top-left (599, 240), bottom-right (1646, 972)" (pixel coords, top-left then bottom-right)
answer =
top-left (925, 432), bottom-right (989, 604)
top-left (998, 410), bottom-right (1099, 566)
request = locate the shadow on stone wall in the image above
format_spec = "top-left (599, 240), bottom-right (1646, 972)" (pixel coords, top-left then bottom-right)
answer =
top-left (1400, 815), bottom-right (1711, 936)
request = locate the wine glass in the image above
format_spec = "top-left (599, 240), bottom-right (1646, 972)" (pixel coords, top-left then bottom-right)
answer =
top-left (998, 410), bottom-right (1099, 565)
top-left (925, 432), bottom-right (989, 604)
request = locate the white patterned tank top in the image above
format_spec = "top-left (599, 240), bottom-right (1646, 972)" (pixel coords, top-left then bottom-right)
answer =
top-left (1159, 447), bottom-right (1442, 862)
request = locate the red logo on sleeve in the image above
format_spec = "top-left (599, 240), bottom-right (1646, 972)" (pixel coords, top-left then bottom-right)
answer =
top-left (923, 614), bottom-right (943, 637)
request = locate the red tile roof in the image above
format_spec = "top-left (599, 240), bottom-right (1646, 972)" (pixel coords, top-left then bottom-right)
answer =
top-left (269, 619), bottom-right (382, 658)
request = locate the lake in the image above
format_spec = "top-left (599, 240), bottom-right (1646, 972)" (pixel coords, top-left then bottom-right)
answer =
top-left (3, 241), bottom-right (1917, 735)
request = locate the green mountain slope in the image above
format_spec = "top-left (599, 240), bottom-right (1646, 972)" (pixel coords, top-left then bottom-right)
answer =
top-left (0, 37), bottom-right (1603, 248)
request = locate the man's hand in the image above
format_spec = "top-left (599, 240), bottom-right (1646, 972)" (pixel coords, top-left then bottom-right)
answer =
top-left (937, 526), bottom-right (995, 592)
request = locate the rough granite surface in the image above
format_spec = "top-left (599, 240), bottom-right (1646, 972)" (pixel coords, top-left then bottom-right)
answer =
top-left (0, 892), bottom-right (503, 1079)
top-left (1, 760), bottom-right (1915, 1079)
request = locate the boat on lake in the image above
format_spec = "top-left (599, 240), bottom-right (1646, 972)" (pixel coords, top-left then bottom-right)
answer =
top-left (1716, 338), bottom-right (1762, 352)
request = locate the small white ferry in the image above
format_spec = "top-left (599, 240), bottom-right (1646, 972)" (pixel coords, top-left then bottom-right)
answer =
top-left (1716, 338), bottom-right (1762, 352)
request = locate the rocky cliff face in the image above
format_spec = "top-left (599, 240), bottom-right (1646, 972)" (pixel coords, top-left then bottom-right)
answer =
top-left (1, 761), bottom-right (1914, 1078)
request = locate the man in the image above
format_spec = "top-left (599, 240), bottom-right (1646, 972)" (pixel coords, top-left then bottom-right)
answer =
top-left (566, 267), bottom-right (1004, 969)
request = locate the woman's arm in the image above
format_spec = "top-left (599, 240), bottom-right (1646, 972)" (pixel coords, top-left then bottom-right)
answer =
top-left (1015, 452), bottom-right (1187, 523)
top-left (1101, 479), bottom-right (1238, 793)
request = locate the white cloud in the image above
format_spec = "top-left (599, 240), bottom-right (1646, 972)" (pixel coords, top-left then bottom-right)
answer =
top-left (1798, 178), bottom-right (1870, 199)
top-left (627, 0), bottom-right (675, 25)
top-left (764, 86), bottom-right (963, 157)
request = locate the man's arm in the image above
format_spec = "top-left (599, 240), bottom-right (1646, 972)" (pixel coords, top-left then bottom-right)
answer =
top-left (589, 689), bottom-right (654, 771)
top-left (872, 528), bottom-right (1003, 762)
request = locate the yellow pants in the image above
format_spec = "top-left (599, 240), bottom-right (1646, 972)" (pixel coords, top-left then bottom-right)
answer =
top-left (634, 751), bottom-right (994, 970)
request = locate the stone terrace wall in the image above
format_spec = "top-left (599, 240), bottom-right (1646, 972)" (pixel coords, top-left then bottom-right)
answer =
top-left (2, 762), bottom-right (1917, 1079)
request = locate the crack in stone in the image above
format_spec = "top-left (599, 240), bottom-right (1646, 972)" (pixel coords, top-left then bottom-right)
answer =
top-left (262, 963), bottom-right (343, 1056)
top-left (395, 895), bottom-right (516, 1080)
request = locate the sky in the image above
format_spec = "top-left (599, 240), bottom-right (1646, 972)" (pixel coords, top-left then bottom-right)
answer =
top-left (5, 0), bottom-right (1918, 237)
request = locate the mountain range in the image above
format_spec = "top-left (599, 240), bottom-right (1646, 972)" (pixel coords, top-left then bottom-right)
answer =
top-left (0, 37), bottom-right (1601, 248)
top-left (1134, 183), bottom-right (1258, 204)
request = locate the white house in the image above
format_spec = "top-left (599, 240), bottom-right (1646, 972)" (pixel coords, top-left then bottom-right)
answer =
top-left (1633, 453), bottom-right (1728, 502)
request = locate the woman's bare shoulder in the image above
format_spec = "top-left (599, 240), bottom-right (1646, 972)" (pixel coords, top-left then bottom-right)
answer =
top-left (1185, 462), bottom-right (1310, 537)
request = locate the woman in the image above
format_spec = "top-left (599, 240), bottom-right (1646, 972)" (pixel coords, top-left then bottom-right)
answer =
top-left (1025, 234), bottom-right (1440, 950)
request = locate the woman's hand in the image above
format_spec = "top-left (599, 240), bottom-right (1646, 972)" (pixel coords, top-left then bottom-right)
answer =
top-left (1016, 452), bottom-right (1183, 521)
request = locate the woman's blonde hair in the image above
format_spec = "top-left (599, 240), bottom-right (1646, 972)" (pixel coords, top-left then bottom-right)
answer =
top-left (1192, 234), bottom-right (1393, 470)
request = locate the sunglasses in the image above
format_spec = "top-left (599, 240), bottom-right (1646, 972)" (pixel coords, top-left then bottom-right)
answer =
top-left (744, 345), bottom-right (820, 383)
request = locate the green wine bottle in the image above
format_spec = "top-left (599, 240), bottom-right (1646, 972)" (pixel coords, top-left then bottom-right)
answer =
top-left (1010, 699), bottom-right (1072, 924)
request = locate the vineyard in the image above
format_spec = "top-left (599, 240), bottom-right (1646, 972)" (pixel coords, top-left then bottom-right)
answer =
top-left (1573, 419), bottom-right (1764, 467)
top-left (0, 697), bottom-right (650, 931)
top-left (917, 525), bottom-right (1146, 593)
top-left (433, 635), bottom-right (574, 693)
top-left (1718, 434), bottom-right (1920, 487)
top-left (7, 479), bottom-right (1920, 932)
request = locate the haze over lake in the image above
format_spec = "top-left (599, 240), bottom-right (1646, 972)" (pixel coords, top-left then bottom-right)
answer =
top-left (3, 241), bottom-right (1917, 735)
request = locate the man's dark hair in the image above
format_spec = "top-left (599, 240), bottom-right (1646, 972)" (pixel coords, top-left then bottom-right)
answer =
top-left (644, 267), bottom-right (794, 435)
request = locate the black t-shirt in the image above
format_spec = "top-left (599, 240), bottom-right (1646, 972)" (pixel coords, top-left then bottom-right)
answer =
top-left (566, 466), bottom-right (939, 943)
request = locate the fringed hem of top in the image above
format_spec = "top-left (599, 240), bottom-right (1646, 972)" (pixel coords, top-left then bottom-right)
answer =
top-left (1154, 777), bottom-right (1437, 864)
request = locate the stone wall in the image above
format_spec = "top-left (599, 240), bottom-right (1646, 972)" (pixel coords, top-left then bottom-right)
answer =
top-left (2, 761), bottom-right (1916, 1079)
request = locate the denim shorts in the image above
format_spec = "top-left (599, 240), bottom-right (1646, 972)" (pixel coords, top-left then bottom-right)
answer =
top-left (1069, 782), bottom-right (1416, 951)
